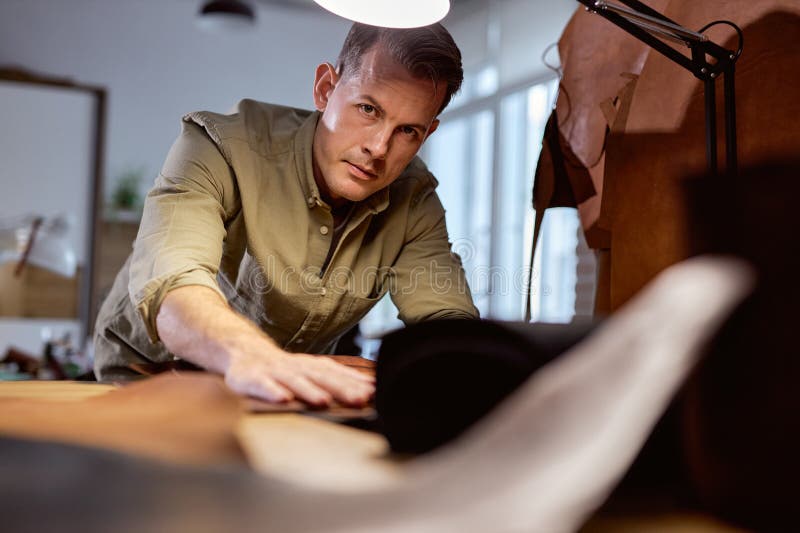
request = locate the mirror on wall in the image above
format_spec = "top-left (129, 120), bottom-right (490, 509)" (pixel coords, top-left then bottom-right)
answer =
top-left (0, 69), bottom-right (105, 357)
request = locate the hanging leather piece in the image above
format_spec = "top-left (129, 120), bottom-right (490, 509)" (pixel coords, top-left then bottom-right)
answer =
top-left (526, 110), bottom-right (578, 321)
top-left (593, 72), bottom-right (639, 314)
top-left (527, 72), bottom-right (639, 320)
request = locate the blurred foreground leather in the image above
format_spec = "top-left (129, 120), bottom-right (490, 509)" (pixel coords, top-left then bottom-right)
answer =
top-left (0, 373), bottom-right (245, 466)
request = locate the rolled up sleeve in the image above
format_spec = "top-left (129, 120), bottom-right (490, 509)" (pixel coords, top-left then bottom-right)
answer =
top-left (129, 121), bottom-right (238, 342)
top-left (390, 181), bottom-right (480, 323)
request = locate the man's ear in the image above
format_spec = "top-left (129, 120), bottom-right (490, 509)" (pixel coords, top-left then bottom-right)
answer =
top-left (423, 118), bottom-right (441, 141)
top-left (313, 62), bottom-right (339, 111)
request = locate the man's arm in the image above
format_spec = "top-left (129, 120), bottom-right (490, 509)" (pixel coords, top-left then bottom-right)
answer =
top-left (391, 180), bottom-right (480, 322)
top-left (156, 285), bottom-right (373, 406)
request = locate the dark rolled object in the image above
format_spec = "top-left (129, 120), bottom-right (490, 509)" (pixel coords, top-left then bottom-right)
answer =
top-left (375, 318), bottom-right (595, 454)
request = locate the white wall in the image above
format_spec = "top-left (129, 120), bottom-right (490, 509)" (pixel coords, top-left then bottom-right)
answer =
top-left (0, 0), bottom-right (351, 197)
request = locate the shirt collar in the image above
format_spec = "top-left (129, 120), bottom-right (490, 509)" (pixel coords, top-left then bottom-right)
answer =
top-left (294, 111), bottom-right (390, 215)
top-left (294, 111), bottom-right (324, 208)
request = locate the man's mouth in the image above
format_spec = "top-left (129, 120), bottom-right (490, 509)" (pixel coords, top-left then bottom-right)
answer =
top-left (346, 161), bottom-right (378, 180)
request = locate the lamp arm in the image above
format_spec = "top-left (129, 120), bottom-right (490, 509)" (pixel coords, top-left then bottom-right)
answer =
top-left (597, 1), bottom-right (707, 44)
top-left (575, 0), bottom-right (739, 81)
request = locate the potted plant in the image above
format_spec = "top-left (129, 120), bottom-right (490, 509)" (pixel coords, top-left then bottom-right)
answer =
top-left (109, 167), bottom-right (145, 220)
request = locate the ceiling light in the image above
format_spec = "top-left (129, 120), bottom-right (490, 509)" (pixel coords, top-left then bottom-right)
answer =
top-left (313, 0), bottom-right (450, 28)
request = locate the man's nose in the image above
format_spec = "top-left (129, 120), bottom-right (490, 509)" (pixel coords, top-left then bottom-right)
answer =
top-left (362, 125), bottom-right (392, 160)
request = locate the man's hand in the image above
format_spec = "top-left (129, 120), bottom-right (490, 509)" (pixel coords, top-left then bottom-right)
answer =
top-left (224, 349), bottom-right (374, 407)
top-left (156, 285), bottom-right (374, 407)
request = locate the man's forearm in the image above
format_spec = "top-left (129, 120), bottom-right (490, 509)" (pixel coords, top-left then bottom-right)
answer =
top-left (155, 285), bottom-right (280, 374)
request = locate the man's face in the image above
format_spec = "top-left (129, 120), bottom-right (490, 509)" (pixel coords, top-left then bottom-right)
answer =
top-left (311, 45), bottom-right (445, 207)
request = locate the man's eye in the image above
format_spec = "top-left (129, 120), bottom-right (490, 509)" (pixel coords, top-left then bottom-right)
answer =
top-left (359, 104), bottom-right (376, 115)
top-left (401, 126), bottom-right (418, 138)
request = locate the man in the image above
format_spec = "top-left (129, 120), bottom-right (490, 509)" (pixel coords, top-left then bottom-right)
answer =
top-left (94, 23), bottom-right (478, 406)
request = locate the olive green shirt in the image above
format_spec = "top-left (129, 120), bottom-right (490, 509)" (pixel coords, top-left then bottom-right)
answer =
top-left (93, 100), bottom-right (478, 380)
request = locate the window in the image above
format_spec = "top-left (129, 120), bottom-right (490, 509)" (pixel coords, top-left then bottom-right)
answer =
top-left (427, 74), bottom-right (582, 323)
top-left (357, 3), bottom-right (591, 357)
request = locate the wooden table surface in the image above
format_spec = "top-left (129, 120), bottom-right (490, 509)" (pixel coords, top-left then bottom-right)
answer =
top-left (0, 380), bottom-right (116, 400)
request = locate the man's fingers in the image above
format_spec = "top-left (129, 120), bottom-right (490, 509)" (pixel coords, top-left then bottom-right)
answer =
top-left (315, 356), bottom-right (376, 383)
top-left (302, 361), bottom-right (375, 406)
top-left (327, 381), bottom-right (373, 407)
top-left (343, 367), bottom-right (375, 383)
top-left (333, 362), bottom-right (376, 383)
top-left (225, 352), bottom-right (375, 407)
top-left (225, 371), bottom-right (293, 404)
top-left (274, 371), bottom-right (334, 407)
top-left (316, 371), bottom-right (374, 406)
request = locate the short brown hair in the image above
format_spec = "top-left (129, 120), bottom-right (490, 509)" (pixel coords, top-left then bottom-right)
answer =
top-left (336, 23), bottom-right (463, 115)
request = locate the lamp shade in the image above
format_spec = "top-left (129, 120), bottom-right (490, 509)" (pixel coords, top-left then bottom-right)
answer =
top-left (26, 231), bottom-right (77, 278)
top-left (313, 0), bottom-right (450, 28)
top-left (0, 215), bottom-right (77, 278)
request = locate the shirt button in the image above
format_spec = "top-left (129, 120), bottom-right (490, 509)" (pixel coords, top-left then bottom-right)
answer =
top-left (320, 287), bottom-right (327, 296)
top-left (295, 338), bottom-right (304, 344)
top-left (320, 225), bottom-right (329, 235)
top-left (307, 197), bottom-right (315, 207)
